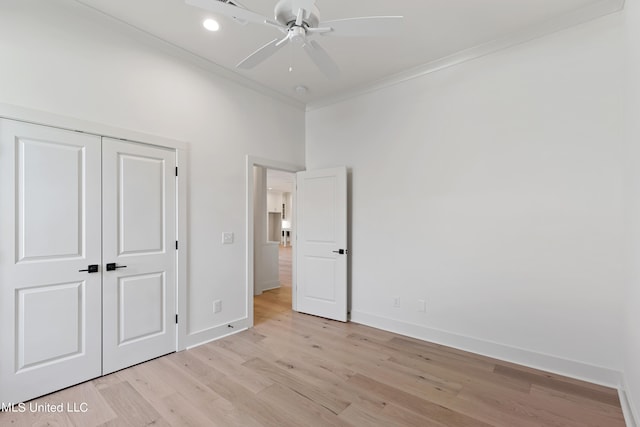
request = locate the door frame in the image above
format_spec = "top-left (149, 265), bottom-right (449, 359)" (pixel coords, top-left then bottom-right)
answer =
top-left (246, 155), bottom-right (303, 327)
top-left (0, 102), bottom-right (190, 352)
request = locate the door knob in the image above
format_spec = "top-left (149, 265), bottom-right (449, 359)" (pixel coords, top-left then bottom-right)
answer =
top-left (106, 263), bottom-right (127, 271)
top-left (332, 249), bottom-right (348, 255)
top-left (79, 264), bottom-right (99, 273)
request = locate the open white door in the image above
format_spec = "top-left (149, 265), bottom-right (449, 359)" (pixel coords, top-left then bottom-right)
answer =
top-left (101, 138), bottom-right (177, 375)
top-left (296, 167), bottom-right (348, 322)
top-left (0, 120), bottom-right (102, 403)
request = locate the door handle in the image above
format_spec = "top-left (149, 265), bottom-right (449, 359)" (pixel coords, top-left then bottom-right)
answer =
top-left (332, 249), bottom-right (349, 255)
top-left (79, 264), bottom-right (99, 273)
top-left (106, 263), bottom-right (127, 271)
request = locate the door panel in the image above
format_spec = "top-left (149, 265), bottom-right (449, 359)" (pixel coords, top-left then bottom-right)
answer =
top-left (0, 119), bottom-right (102, 403)
top-left (296, 167), bottom-right (348, 322)
top-left (102, 138), bottom-right (176, 374)
top-left (18, 281), bottom-right (85, 369)
top-left (119, 154), bottom-right (165, 254)
top-left (118, 272), bottom-right (166, 344)
top-left (18, 139), bottom-right (85, 261)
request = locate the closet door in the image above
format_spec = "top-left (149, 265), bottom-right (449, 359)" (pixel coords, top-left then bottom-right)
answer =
top-left (0, 119), bottom-right (102, 403)
top-left (101, 138), bottom-right (177, 374)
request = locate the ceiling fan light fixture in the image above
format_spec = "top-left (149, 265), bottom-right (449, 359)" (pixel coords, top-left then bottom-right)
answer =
top-left (186, 0), bottom-right (403, 80)
top-left (203, 18), bottom-right (220, 31)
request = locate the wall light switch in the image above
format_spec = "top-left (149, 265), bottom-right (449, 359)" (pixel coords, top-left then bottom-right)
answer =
top-left (222, 232), bottom-right (234, 244)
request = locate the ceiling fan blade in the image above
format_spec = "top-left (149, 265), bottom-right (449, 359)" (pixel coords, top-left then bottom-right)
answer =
top-left (185, 0), bottom-right (278, 28)
top-left (319, 16), bottom-right (404, 37)
top-left (237, 37), bottom-right (290, 69)
top-left (302, 40), bottom-right (340, 80)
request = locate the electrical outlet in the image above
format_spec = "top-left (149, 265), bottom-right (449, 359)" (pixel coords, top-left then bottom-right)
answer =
top-left (213, 299), bottom-right (222, 313)
top-left (393, 296), bottom-right (400, 308)
top-left (222, 232), bottom-right (234, 244)
top-left (418, 299), bottom-right (427, 312)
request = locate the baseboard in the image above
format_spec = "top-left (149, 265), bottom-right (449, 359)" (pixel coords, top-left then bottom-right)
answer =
top-left (261, 281), bottom-right (281, 292)
top-left (350, 310), bottom-right (621, 388)
top-left (258, 280), bottom-right (280, 293)
top-left (621, 377), bottom-right (639, 427)
top-left (184, 317), bottom-right (249, 349)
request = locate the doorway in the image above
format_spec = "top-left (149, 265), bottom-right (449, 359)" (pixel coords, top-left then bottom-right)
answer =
top-left (245, 156), bottom-right (302, 327)
top-left (254, 167), bottom-right (296, 324)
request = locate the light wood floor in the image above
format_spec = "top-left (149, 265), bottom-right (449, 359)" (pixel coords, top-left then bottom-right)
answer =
top-left (1, 245), bottom-right (625, 426)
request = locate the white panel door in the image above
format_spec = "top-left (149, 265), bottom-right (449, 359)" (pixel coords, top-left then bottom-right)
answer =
top-left (0, 119), bottom-right (102, 403)
top-left (296, 167), bottom-right (348, 322)
top-left (101, 138), bottom-right (176, 374)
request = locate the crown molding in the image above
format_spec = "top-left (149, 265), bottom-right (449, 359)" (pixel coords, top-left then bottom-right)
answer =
top-left (72, 0), bottom-right (624, 113)
top-left (306, 0), bottom-right (625, 112)
top-left (73, 1), bottom-right (306, 111)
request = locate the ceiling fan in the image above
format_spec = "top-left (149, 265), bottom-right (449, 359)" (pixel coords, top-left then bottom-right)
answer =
top-left (185, 0), bottom-right (403, 80)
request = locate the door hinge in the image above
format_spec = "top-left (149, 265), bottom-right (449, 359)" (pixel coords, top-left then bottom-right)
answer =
top-left (175, 167), bottom-right (178, 177)
top-left (176, 241), bottom-right (179, 250)
top-left (175, 314), bottom-right (178, 324)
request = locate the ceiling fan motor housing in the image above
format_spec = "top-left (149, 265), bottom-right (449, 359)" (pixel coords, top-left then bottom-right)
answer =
top-left (274, 0), bottom-right (320, 27)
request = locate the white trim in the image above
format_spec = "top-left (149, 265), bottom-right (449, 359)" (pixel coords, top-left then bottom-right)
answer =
top-left (0, 103), bottom-right (187, 150)
top-left (185, 321), bottom-right (250, 350)
top-left (621, 376), bottom-right (639, 427)
top-left (0, 102), bottom-right (190, 353)
top-left (176, 148), bottom-right (189, 351)
top-left (306, 0), bottom-right (625, 111)
top-left (260, 281), bottom-right (282, 292)
top-left (73, 0), bottom-right (622, 112)
top-left (246, 156), bottom-right (303, 328)
top-left (72, 0), bottom-right (305, 111)
top-left (351, 310), bottom-right (622, 388)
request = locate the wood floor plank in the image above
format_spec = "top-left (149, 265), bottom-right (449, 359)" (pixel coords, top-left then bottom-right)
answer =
top-left (339, 403), bottom-right (447, 427)
top-left (200, 375), bottom-right (300, 427)
top-left (3, 245), bottom-right (626, 426)
top-left (142, 357), bottom-right (224, 407)
top-left (116, 362), bottom-right (176, 403)
top-left (98, 381), bottom-right (169, 427)
top-left (243, 357), bottom-right (351, 415)
top-left (380, 402), bottom-right (455, 427)
top-left (386, 352), bottom-right (533, 394)
top-left (257, 383), bottom-right (352, 427)
top-left (453, 383), bottom-right (625, 427)
top-left (188, 344), bottom-right (275, 393)
top-left (493, 364), bottom-right (621, 407)
top-left (346, 373), bottom-right (485, 426)
top-left (153, 392), bottom-right (224, 427)
top-left (54, 382), bottom-right (118, 427)
top-left (0, 396), bottom-right (74, 427)
top-left (388, 336), bottom-right (498, 372)
top-left (529, 384), bottom-right (626, 417)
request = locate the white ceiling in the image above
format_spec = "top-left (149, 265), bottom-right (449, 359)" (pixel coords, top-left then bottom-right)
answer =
top-left (74, 0), bottom-right (620, 106)
top-left (267, 169), bottom-right (294, 193)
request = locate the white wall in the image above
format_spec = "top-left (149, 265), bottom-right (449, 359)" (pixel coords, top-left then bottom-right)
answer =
top-left (0, 0), bottom-right (304, 347)
top-left (307, 11), bottom-right (628, 385)
top-left (623, 0), bottom-right (640, 422)
top-left (254, 167), bottom-right (280, 294)
top-left (267, 190), bottom-right (283, 213)
top-left (3, 0), bottom-right (638, 416)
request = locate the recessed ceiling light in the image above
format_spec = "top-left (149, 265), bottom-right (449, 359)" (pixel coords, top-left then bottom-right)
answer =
top-left (203, 19), bottom-right (220, 32)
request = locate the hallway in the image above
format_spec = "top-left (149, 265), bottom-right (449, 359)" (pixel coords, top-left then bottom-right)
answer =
top-left (254, 245), bottom-right (292, 325)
